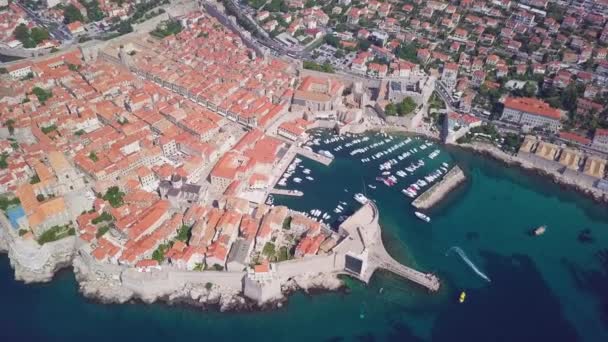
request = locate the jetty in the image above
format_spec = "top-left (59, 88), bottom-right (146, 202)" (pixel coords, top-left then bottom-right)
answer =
top-left (295, 147), bottom-right (333, 166)
top-left (412, 166), bottom-right (466, 209)
top-left (269, 189), bottom-right (303, 197)
top-left (335, 202), bottom-right (440, 291)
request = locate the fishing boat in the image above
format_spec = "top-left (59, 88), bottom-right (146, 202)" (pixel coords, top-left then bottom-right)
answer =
top-left (415, 211), bottom-right (431, 222)
top-left (459, 291), bottom-right (466, 303)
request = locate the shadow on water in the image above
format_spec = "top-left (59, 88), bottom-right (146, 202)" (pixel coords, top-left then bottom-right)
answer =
top-left (565, 249), bottom-right (608, 327)
top-left (427, 251), bottom-right (579, 342)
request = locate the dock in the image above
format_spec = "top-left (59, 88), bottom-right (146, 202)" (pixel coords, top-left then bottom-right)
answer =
top-left (412, 166), bottom-right (466, 210)
top-left (269, 189), bottom-right (303, 197)
top-left (295, 147), bottom-right (333, 166)
top-left (335, 202), bottom-right (440, 291)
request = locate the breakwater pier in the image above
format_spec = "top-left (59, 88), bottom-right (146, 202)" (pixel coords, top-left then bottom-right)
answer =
top-left (412, 166), bottom-right (466, 209)
top-left (335, 202), bottom-right (440, 291)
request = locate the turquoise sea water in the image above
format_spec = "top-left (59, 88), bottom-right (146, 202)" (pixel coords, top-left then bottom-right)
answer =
top-left (2, 130), bottom-right (608, 341)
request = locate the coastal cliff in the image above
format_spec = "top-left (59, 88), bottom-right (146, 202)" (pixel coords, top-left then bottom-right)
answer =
top-left (0, 216), bottom-right (76, 283)
top-left (0, 223), bottom-right (348, 313)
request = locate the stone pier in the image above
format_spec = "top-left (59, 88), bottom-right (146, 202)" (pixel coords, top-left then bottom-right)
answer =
top-left (335, 202), bottom-right (440, 291)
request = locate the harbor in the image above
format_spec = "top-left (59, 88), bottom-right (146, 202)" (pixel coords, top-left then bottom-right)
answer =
top-left (3, 130), bottom-right (608, 341)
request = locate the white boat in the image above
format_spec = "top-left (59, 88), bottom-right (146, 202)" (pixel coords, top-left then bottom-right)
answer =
top-left (303, 169), bottom-right (311, 174)
top-left (415, 211), bottom-right (431, 222)
top-left (368, 184), bottom-right (377, 189)
top-left (319, 150), bottom-right (334, 159)
top-left (294, 177), bottom-right (302, 183)
top-left (354, 193), bottom-right (369, 204)
top-left (306, 176), bottom-right (314, 181)
top-left (402, 188), bottom-right (416, 198)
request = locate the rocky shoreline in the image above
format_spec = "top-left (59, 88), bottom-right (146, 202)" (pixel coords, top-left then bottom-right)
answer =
top-left (455, 142), bottom-right (608, 205)
top-left (412, 166), bottom-right (466, 209)
top-left (0, 214), bottom-right (347, 312)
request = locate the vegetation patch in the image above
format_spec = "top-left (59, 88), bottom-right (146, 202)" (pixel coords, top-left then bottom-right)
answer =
top-left (303, 61), bottom-right (334, 73)
top-left (151, 20), bottom-right (183, 38)
top-left (92, 212), bottom-right (114, 224)
top-left (32, 87), bottom-right (53, 105)
top-left (0, 196), bottom-right (20, 211)
top-left (96, 225), bottom-right (110, 238)
top-left (103, 186), bottom-right (125, 208)
top-left (176, 224), bottom-right (192, 242)
top-left (385, 97), bottom-right (417, 116)
top-left (38, 224), bottom-right (75, 245)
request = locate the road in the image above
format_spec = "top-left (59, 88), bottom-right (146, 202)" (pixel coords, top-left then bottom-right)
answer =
top-left (15, 1), bottom-right (73, 42)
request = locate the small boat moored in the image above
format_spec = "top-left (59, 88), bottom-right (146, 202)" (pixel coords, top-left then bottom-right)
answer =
top-left (415, 211), bottom-right (431, 222)
top-left (459, 291), bottom-right (466, 303)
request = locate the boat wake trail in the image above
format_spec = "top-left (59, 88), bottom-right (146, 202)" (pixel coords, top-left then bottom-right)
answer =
top-left (446, 246), bottom-right (491, 283)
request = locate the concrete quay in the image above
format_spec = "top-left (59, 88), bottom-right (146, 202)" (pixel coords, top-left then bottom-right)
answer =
top-left (269, 189), bottom-right (303, 197)
top-left (412, 166), bottom-right (466, 209)
top-left (295, 147), bottom-right (333, 166)
top-left (335, 202), bottom-right (440, 291)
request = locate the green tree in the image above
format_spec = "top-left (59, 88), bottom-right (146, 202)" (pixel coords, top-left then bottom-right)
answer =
top-left (13, 23), bottom-right (29, 42)
top-left (103, 186), bottom-right (125, 208)
top-left (176, 225), bottom-right (191, 242)
top-left (561, 84), bottom-right (578, 112)
top-left (385, 103), bottom-right (397, 116)
top-left (64, 4), bottom-right (85, 23)
top-left (0, 152), bottom-right (8, 169)
top-left (523, 81), bottom-right (537, 97)
top-left (30, 27), bottom-right (49, 44)
top-left (32, 87), bottom-right (53, 103)
top-left (117, 20), bottom-right (133, 34)
top-left (262, 242), bottom-right (276, 258)
top-left (397, 97), bottom-right (417, 116)
top-left (358, 39), bottom-right (371, 51)
top-left (79, 0), bottom-right (105, 22)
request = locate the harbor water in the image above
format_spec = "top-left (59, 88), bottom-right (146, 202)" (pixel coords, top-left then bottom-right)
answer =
top-left (1, 130), bottom-right (608, 341)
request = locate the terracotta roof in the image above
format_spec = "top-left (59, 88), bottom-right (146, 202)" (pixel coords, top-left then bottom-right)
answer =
top-left (504, 97), bottom-right (561, 119)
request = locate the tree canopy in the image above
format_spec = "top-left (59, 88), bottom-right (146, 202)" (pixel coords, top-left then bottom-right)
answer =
top-left (385, 97), bottom-right (417, 116)
top-left (63, 4), bottom-right (84, 24)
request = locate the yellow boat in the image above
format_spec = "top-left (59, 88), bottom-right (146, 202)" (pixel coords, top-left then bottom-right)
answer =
top-left (459, 291), bottom-right (466, 303)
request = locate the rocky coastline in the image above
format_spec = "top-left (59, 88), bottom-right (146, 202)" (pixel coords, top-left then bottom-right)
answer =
top-left (0, 215), bottom-right (347, 312)
top-left (455, 142), bottom-right (608, 205)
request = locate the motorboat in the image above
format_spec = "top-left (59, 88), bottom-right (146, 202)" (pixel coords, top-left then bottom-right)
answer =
top-left (415, 211), bottom-right (431, 222)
